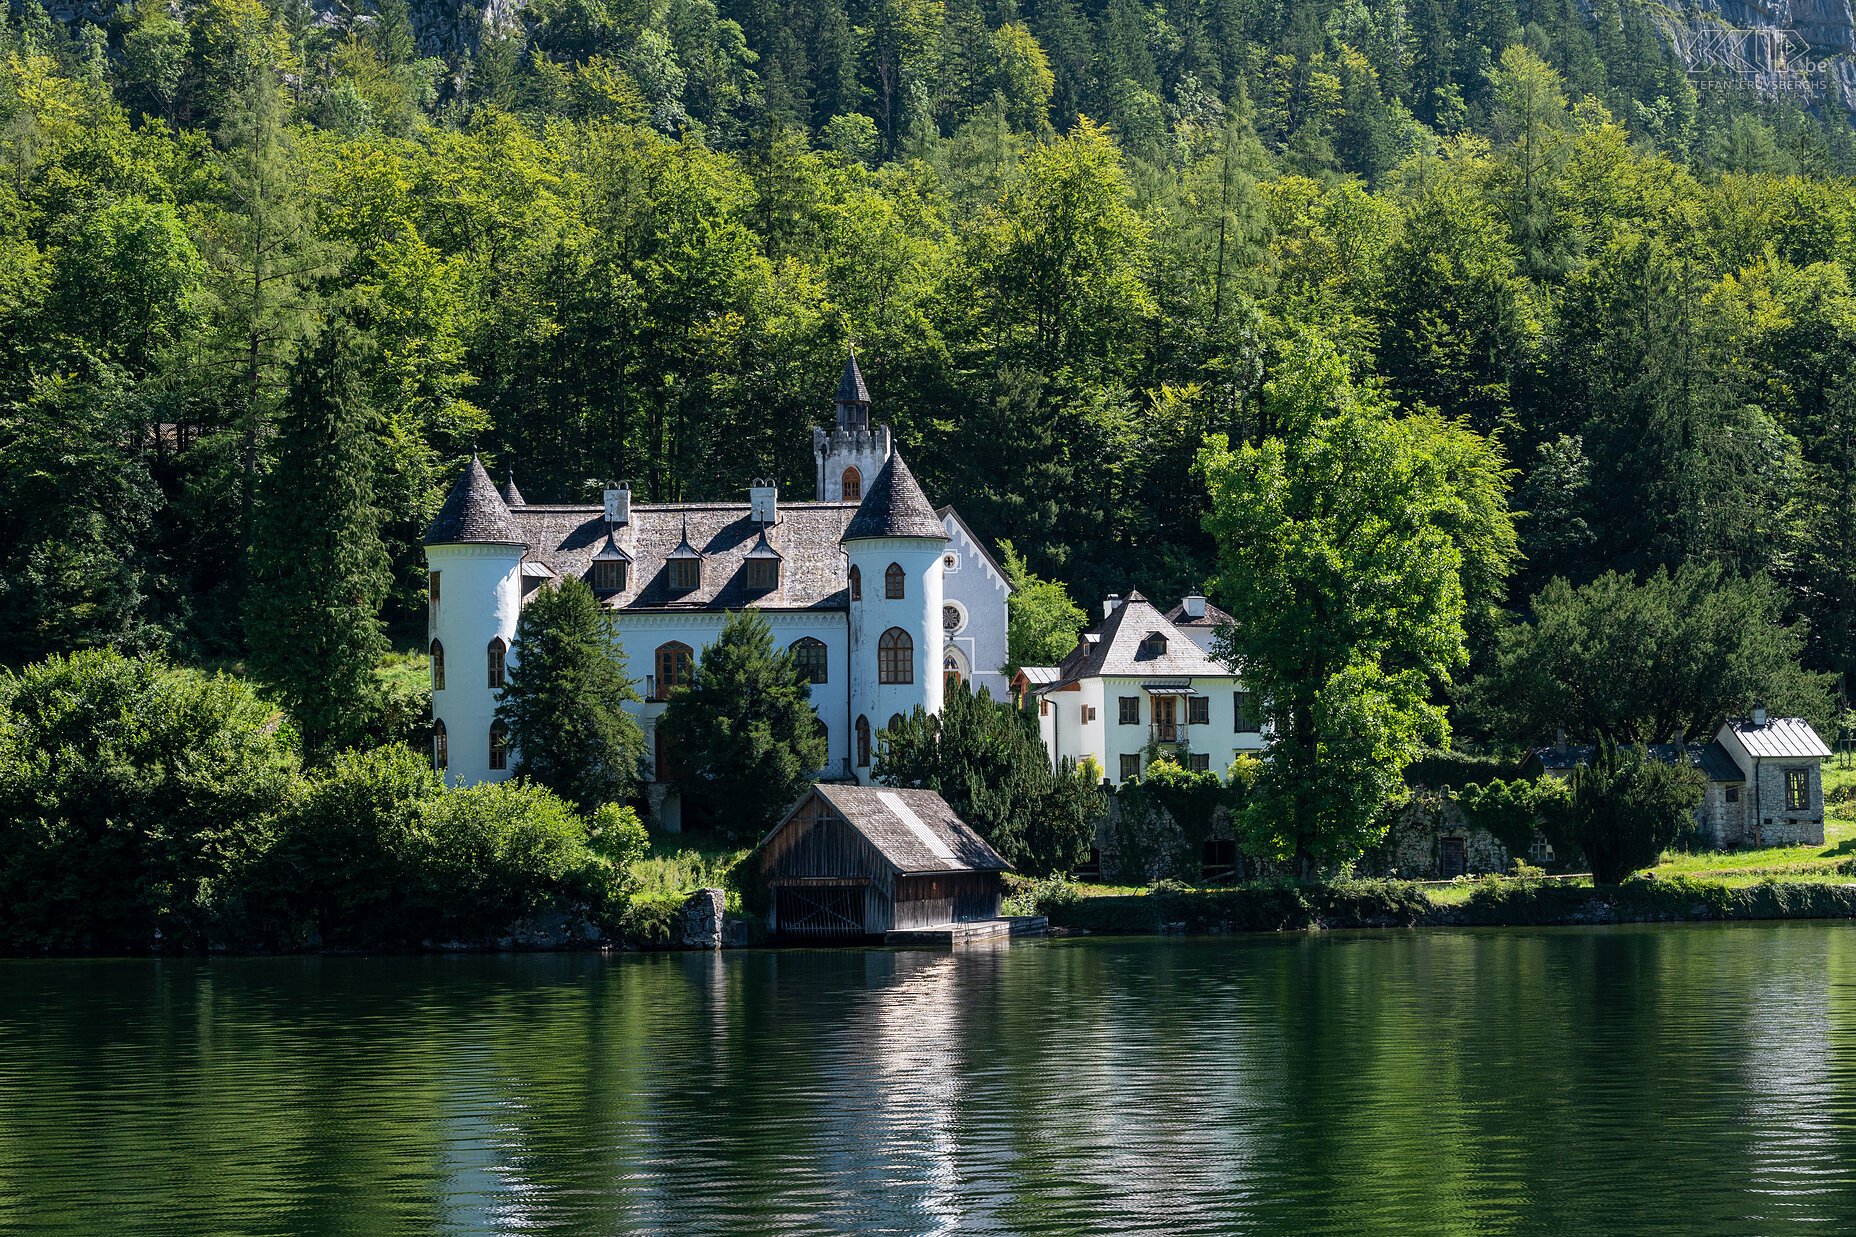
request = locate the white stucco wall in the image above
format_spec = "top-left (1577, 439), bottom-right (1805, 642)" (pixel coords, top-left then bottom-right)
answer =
top-left (1035, 676), bottom-right (1267, 785)
top-left (427, 542), bottom-right (524, 787)
top-left (846, 535), bottom-right (943, 778)
top-left (939, 515), bottom-right (1011, 700)
top-left (814, 425), bottom-right (893, 502)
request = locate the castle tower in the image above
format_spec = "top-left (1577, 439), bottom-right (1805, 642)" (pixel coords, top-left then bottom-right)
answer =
top-left (814, 349), bottom-right (892, 502)
top-left (425, 455), bottom-right (525, 786)
top-left (843, 450), bottom-right (948, 782)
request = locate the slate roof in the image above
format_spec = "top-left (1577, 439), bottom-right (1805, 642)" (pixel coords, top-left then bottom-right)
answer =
top-left (1525, 741), bottom-right (1748, 782)
top-left (502, 472), bottom-right (525, 507)
top-left (508, 501), bottom-right (859, 611)
top-left (1045, 592), bottom-right (1232, 687)
top-left (836, 351), bottom-right (870, 405)
top-left (1164, 598), bottom-right (1234, 629)
top-left (427, 455), bottom-right (523, 545)
top-left (806, 784), bottom-right (1010, 875)
top-left (1727, 716), bottom-right (1832, 759)
top-left (842, 451), bottom-right (948, 542)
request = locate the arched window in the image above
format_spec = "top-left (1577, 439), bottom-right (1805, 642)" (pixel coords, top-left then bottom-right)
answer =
top-left (885, 562), bottom-right (905, 599)
top-left (790, 637), bottom-right (828, 684)
top-left (489, 720), bottom-right (509, 771)
top-left (943, 648), bottom-right (963, 690)
top-left (878, 627), bottom-right (913, 684)
top-left (432, 719), bottom-right (448, 771)
top-left (487, 637), bottom-right (507, 689)
top-left (887, 712), bottom-right (904, 733)
top-left (430, 639), bottom-right (446, 691)
top-left (848, 565), bottom-right (861, 601)
top-left (842, 466), bottom-right (862, 501)
top-left (655, 642), bottom-right (694, 700)
top-left (855, 715), bottom-right (871, 767)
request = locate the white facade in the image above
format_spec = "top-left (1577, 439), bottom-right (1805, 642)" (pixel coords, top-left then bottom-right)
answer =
top-left (938, 509), bottom-right (1012, 700)
top-left (427, 539), bottom-right (523, 786)
top-left (1021, 592), bottom-right (1265, 787)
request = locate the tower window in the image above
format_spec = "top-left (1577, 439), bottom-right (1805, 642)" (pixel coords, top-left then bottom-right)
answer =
top-left (878, 627), bottom-right (913, 684)
top-left (428, 570), bottom-right (440, 611)
top-left (856, 715), bottom-right (871, 767)
top-left (432, 719), bottom-right (448, 771)
top-left (791, 637), bottom-right (828, 684)
top-left (887, 713), bottom-right (905, 733)
top-left (885, 563), bottom-right (905, 599)
top-left (849, 565), bottom-right (861, 601)
top-left (487, 638), bottom-right (507, 689)
top-left (842, 466), bottom-right (862, 501)
top-left (430, 639), bottom-right (445, 691)
top-left (655, 642), bottom-right (694, 700)
top-left (747, 558), bottom-right (779, 591)
top-left (489, 720), bottom-right (509, 771)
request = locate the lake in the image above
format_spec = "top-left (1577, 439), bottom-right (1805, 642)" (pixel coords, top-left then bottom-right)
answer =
top-left (2, 925), bottom-right (1855, 1234)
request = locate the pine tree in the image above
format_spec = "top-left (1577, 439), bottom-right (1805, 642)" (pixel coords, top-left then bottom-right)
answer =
top-left (496, 577), bottom-right (646, 809)
top-left (244, 323), bottom-right (392, 758)
top-left (656, 608), bottom-right (827, 837)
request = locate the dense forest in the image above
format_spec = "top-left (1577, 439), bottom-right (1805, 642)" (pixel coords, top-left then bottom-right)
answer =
top-left (2, 0), bottom-right (1854, 735)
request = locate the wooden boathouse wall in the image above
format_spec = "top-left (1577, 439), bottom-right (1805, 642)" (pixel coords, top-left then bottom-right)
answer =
top-left (761, 794), bottom-right (896, 938)
top-left (760, 791), bottom-right (1007, 939)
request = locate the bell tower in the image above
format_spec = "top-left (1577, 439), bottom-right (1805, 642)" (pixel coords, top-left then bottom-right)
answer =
top-left (814, 348), bottom-right (892, 502)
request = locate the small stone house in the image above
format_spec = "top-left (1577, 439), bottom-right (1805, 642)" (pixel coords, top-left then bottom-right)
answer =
top-left (1522, 711), bottom-right (1832, 850)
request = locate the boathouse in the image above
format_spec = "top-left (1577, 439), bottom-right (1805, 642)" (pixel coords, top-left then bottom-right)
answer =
top-left (757, 784), bottom-right (1009, 940)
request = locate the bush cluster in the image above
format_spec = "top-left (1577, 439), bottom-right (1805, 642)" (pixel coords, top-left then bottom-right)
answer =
top-left (0, 650), bottom-right (647, 954)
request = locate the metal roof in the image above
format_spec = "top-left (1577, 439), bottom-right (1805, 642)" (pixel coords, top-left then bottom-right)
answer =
top-left (1016, 666), bottom-right (1060, 686)
top-left (1727, 717), bottom-right (1832, 759)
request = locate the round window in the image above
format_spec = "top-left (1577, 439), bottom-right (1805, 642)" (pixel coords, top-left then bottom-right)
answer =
top-left (943, 604), bottom-right (963, 633)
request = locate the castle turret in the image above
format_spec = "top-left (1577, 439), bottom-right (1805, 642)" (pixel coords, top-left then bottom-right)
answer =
top-left (842, 450), bottom-right (948, 781)
top-left (814, 349), bottom-right (892, 502)
top-left (425, 455), bottom-right (525, 786)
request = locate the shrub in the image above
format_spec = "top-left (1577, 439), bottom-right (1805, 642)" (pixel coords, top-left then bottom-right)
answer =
top-left (414, 780), bottom-right (623, 942)
top-left (0, 650), bottom-right (300, 952)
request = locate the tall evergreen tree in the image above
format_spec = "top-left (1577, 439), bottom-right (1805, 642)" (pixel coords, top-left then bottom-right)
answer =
top-left (244, 323), bottom-right (392, 758)
top-left (656, 608), bottom-right (827, 836)
top-left (496, 577), bottom-right (646, 809)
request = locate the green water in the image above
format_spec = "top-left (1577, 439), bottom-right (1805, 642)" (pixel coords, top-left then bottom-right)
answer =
top-left (2, 925), bottom-right (1855, 1234)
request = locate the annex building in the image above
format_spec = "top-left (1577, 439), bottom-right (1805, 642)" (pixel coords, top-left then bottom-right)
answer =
top-left (424, 354), bottom-right (1012, 811)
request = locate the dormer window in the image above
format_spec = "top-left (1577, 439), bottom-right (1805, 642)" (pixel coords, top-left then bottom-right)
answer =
top-left (1140, 633), bottom-right (1168, 658)
top-left (668, 558), bottom-right (700, 591)
top-left (592, 560), bottom-right (626, 592)
top-left (747, 558), bottom-right (779, 591)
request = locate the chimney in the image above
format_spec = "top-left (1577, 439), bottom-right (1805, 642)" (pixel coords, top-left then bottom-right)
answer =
top-left (603, 481), bottom-right (631, 526)
top-left (1752, 703), bottom-right (1768, 727)
top-left (1555, 725), bottom-right (1566, 750)
top-left (750, 478), bottom-right (778, 525)
top-left (1104, 594), bottom-right (1122, 618)
top-left (1183, 592), bottom-right (1207, 620)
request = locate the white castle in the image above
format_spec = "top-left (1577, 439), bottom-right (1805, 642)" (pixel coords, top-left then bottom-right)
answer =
top-left (424, 353), bottom-right (1012, 820)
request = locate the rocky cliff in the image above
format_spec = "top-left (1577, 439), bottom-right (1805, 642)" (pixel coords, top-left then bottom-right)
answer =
top-left (1651, 0), bottom-right (1856, 109)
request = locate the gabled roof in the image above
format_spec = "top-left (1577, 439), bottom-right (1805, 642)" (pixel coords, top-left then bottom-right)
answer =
top-left (744, 528), bottom-right (783, 559)
top-left (666, 517), bottom-right (703, 560)
top-left (1046, 591), bottom-right (1231, 686)
top-left (592, 531), bottom-right (631, 561)
top-left (843, 451), bottom-right (948, 542)
top-left (1015, 666), bottom-right (1060, 686)
top-left (426, 455), bottom-right (522, 545)
top-left (775, 784), bottom-right (1010, 876)
top-left (1694, 741), bottom-right (1744, 782)
top-left (937, 505), bottom-right (1013, 593)
top-left (1524, 741), bottom-right (1747, 782)
top-left (1725, 716), bottom-right (1831, 759)
top-left (1164, 598), bottom-right (1234, 629)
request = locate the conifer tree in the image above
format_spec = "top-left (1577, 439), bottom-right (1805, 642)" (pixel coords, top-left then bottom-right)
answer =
top-left (656, 608), bottom-right (827, 837)
top-left (877, 682), bottom-right (1100, 875)
top-left (244, 323), bottom-right (392, 758)
top-left (496, 577), bottom-right (645, 809)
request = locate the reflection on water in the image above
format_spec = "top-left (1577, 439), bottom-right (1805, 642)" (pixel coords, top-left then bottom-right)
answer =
top-left (2, 925), bottom-right (1856, 1234)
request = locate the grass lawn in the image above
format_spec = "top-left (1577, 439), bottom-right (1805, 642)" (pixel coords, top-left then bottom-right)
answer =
top-left (1645, 758), bottom-right (1856, 881)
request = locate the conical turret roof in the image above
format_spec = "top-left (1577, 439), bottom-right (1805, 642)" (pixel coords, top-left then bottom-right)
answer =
top-left (842, 450), bottom-right (948, 542)
top-left (502, 470), bottom-right (525, 507)
top-left (426, 455), bottom-right (522, 545)
top-left (836, 349), bottom-right (870, 405)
